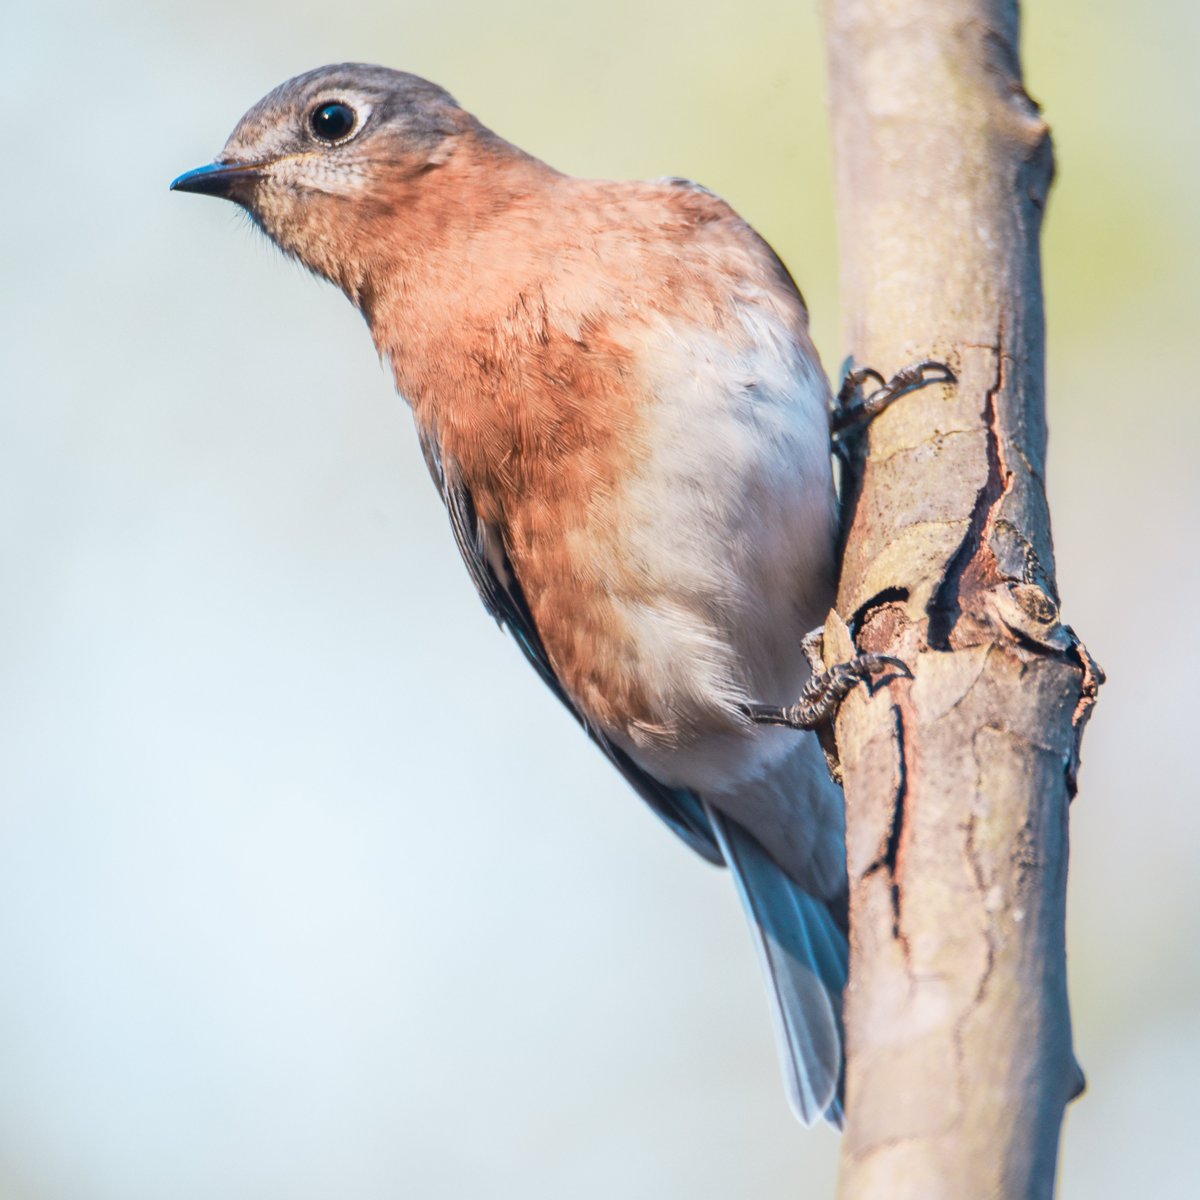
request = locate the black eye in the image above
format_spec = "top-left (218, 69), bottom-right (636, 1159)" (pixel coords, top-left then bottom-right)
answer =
top-left (309, 101), bottom-right (357, 143)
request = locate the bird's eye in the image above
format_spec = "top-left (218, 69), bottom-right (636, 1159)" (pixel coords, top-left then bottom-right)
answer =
top-left (309, 101), bottom-right (358, 143)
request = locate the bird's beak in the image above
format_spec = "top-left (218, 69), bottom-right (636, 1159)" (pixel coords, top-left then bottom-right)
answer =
top-left (169, 160), bottom-right (265, 201)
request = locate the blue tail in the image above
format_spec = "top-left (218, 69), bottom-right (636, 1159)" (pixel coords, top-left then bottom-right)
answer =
top-left (707, 807), bottom-right (848, 1127)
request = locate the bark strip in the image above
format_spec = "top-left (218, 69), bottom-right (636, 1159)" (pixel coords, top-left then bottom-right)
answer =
top-left (821, 3), bottom-right (1099, 1196)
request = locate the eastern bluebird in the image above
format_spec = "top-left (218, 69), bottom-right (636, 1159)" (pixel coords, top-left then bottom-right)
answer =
top-left (171, 63), bottom-right (913, 1126)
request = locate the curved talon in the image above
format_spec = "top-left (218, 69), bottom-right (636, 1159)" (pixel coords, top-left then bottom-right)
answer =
top-left (835, 366), bottom-right (886, 409)
top-left (831, 358), bottom-right (956, 438)
top-left (742, 653), bottom-right (910, 731)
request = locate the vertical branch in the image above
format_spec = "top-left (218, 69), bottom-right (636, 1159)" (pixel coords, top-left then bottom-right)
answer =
top-left (821, 2), bottom-right (1099, 1197)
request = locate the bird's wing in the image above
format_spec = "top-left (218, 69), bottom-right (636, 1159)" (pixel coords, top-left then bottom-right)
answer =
top-left (418, 430), bottom-right (722, 865)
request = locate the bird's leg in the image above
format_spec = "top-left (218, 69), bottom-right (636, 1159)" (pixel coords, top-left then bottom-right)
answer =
top-left (830, 359), bottom-right (955, 440)
top-left (742, 654), bottom-right (910, 731)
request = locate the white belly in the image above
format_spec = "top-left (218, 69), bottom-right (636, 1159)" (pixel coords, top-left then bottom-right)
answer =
top-left (600, 306), bottom-right (839, 795)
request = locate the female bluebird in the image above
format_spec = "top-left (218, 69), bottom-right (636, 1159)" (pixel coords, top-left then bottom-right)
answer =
top-left (172, 63), bottom-right (901, 1125)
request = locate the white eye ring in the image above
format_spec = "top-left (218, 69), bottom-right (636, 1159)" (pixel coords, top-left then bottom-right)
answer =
top-left (308, 99), bottom-right (366, 145)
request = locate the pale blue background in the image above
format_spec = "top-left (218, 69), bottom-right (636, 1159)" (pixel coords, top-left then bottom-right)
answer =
top-left (1, 1), bottom-right (1196, 1196)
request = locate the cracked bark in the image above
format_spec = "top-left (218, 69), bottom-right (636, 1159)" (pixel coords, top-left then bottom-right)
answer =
top-left (821, 3), bottom-right (1100, 1197)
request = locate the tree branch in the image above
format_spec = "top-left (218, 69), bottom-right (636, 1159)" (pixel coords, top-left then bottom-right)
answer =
top-left (821, 2), bottom-right (1101, 1196)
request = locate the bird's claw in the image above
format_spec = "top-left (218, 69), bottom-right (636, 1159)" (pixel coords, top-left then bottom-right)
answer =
top-left (800, 625), bottom-right (827, 676)
top-left (831, 358), bottom-right (955, 439)
top-left (742, 653), bottom-right (910, 731)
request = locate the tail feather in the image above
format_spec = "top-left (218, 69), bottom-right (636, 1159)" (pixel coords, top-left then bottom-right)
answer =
top-left (707, 806), bottom-right (848, 1127)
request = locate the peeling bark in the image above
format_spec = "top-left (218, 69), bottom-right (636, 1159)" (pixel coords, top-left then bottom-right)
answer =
top-left (821, 2), bottom-right (1101, 1197)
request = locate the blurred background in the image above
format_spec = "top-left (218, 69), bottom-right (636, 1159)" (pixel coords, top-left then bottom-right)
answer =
top-left (1, 0), bottom-right (1195, 1196)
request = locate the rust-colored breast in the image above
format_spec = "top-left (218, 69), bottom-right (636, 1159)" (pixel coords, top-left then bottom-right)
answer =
top-left (364, 165), bottom-right (812, 738)
top-left (427, 299), bottom-right (661, 734)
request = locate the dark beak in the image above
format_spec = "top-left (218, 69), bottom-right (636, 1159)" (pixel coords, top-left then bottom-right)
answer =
top-left (169, 161), bottom-right (264, 201)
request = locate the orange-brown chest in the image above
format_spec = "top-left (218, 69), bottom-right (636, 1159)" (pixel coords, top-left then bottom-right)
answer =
top-left (389, 284), bottom-right (662, 729)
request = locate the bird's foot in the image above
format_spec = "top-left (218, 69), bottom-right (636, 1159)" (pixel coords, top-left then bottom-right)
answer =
top-left (742, 654), bottom-right (910, 731)
top-left (831, 359), bottom-right (955, 440)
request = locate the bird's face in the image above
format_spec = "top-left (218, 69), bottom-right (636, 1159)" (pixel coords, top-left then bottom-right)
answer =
top-left (172, 64), bottom-right (469, 292)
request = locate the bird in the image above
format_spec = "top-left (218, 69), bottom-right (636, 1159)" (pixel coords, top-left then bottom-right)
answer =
top-left (170, 62), bottom-right (911, 1126)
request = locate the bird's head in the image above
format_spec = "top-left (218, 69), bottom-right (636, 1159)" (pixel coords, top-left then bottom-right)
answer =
top-left (171, 64), bottom-right (486, 296)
